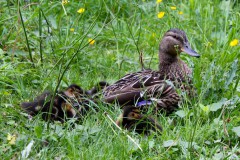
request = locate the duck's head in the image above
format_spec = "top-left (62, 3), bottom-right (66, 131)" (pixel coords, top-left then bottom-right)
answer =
top-left (159, 28), bottom-right (200, 58)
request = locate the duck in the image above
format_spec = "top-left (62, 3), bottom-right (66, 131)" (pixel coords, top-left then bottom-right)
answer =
top-left (103, 28), bottom-right (200, 130)
top-left (116, 105), bottom-right (162, 134)
top-left (21, 82), bottom-right (109, 122)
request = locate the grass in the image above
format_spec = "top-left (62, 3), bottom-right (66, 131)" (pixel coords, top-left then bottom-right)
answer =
top-left (0, 0), bottom-right (240, 159)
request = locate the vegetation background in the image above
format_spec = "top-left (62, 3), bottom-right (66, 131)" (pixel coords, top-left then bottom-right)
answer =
top-left (0, 0), bottom-right (239, 159)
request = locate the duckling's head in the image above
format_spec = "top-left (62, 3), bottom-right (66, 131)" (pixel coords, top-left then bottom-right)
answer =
top-left (64, 84), bottom-right (85, 98)
top-left (123, 106), bottom-right (143, 121)
top-left (116, 106), bottom-right (163, 134)
top-left (116, 106), bottom-right (143, 127)
top-left (160, 28), bottom-right (199, 58)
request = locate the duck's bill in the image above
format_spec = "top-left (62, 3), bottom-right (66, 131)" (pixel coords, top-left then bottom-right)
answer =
top-left (181, 46), bottom-right (200, 58)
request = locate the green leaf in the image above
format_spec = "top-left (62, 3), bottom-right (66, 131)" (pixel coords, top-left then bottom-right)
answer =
top-left (148, 140), bottom-right (155, 149)
top-left (225, 59), bottom-right (238, 89)
top-left (163, 140), bottom-right (177, 147)
top-left (7, 120), bottom-right (16, 125)
top-left (213, 152), bottom-right (224, 159)
top-left (89, 127), bottom-right (101, 134)
top-left (175, 110), bottom-right (185, 118)
top-left (34, 125), bottom-right (43, 138)
top-left (209, 98), bottom-right (227, 112)
top-left (232, 126), bottom-right (240, 137)
top-left (179, 140), bottom-right (200, 150)
top-left (0, 48), bottom-right (4, 55)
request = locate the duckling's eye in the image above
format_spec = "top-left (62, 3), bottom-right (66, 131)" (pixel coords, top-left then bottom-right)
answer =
top-left (131, 113), bottom-right (136, 118)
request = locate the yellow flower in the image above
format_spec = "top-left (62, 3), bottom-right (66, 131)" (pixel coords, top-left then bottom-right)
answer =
top-left (7, 133), bottom-right (17, 145)
top-left (62, 0), bottom-right (68, 5)
top-left (178, 11), bottom-right (183, 15)
top-left (77, 8), bottom-right (85, 14)
top-left (207, 42), bottom-right (212, 47)
top-left (230, 39), bottom-right (239, 47)
top-left (157, 12), bottom-right (165, 19)
top-left (152, 33), bottom-right (156, 38)
top-left (202, 106), bottom-right (209, 113)
top-left (156, 0), bottom-right (162, 4)
top-left (70, 28), bottom-right (75, 32)
top-left (199, 104), bottom-right (210, 113)
top-left (170, 6), bottom-right (177, 10)
top-left (88, 38), bottom-right (95, 45)
top-left (3, 91), bottom-right (10, 95)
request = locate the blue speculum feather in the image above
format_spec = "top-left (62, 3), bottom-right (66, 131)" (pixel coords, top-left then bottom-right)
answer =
top-left (137, 100), bottom-right (152, 107)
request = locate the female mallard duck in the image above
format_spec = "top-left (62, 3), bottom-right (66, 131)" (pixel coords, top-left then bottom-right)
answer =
top-left (103, 28), bottom-right (199, 129)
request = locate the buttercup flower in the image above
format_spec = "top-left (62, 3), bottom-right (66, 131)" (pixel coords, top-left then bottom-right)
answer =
top-left (202, 106), bottom-right (209, 113)
top-left (70, 28), bottom-right (74, 32)
top-left (62, 0), bottom-right (68, 5)
top-left (88, 38), bottom-right (95, 45)
top-left (206, 42), bottom-right (212, 47)
top-left (208, 42), bottom-right (212, 47)
top-left (157, 12), bottom-right (165, 19)
top-left (152, 33), bottom-right (156, 38)
top-left (178, 11), bottom-right (183, 15)
top-left (170, 6), bottom-right (177, 10)
top-left (77, 8), bottom-right (85, 14)
top-left (7, 133), bottom-right (16, 145)
top-left (230, 39), bottom-right (239, 47)
top-left (156, 0), bottom-right (162, 4)
top-left (200, 104), bottom-right (210, 113)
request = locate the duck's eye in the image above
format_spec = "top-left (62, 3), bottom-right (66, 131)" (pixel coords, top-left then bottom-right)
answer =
top-left (173, 35), bottom-right (179, 40)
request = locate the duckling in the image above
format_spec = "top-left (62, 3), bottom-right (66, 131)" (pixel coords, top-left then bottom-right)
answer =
top-left (103, 28), bottom-right (200, 114)
top-left (57, 84), bottom-right (88, 121)
top-left (21, 82), bottom-right (109, 122)
top-left (21, 84), bottom-right (87, 122)
top-left (21, 91), bottom-right (58, 120)
top-left (116, 105), bottom-right (162, 134)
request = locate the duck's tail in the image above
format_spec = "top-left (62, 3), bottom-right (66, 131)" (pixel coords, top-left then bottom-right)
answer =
top-left (86, 81), bottom-right (109, 96)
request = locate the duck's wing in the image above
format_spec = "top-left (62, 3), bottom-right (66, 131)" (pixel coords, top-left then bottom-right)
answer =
top-left (103, 70), bottom-right (166, 104)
